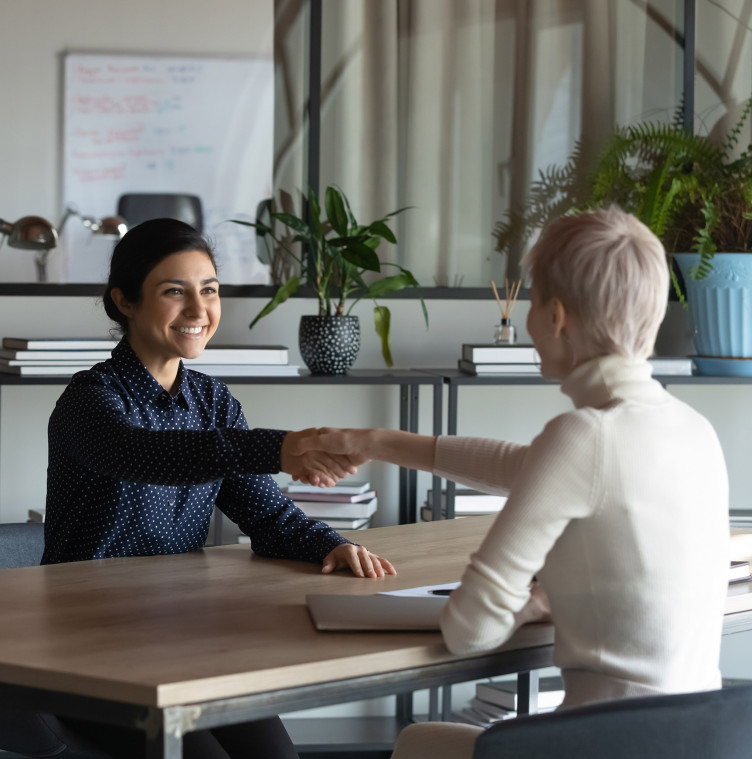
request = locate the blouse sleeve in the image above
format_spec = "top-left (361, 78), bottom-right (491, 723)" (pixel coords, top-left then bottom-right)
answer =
top-left (51, 377), bottom-right (287, 485)
top-left (214, 404), bottom-right (351, 562)
top-left (436, 411), bottom-right (602, 654)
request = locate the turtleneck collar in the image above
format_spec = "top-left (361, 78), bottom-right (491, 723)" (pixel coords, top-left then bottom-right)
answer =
top-left (560, 355), bottom-right (666, 410)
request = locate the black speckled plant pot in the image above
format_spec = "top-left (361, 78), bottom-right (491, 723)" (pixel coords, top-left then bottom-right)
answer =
top-left (299, 315), bottom-right (360, 375)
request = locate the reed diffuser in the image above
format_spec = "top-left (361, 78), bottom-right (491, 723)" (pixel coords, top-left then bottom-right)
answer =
top-left (491, 278), bottom-right (521, 345)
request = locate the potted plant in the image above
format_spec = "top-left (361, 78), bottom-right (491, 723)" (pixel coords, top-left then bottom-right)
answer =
top-left (494, 97), bottom-right (752, 374)
top-left (233, 185), bottom-right (427, 374)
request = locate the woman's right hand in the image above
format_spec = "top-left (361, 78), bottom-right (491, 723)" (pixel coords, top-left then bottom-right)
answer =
top-left (280, 428), bottom-right (367, 487)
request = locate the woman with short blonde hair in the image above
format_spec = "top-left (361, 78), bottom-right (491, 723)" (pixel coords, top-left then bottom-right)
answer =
top-left (523, 206), bottom-right (669, 361)
top-left (295, 207), bottom-right (729, 759)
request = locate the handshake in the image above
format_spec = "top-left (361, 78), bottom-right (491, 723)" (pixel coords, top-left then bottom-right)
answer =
top-left (280, 427), bottom-right (371, 488)
top-left (280, 427), bottom-right (434, 488)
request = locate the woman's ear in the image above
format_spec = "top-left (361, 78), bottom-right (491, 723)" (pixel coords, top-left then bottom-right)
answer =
top-left (110, 288), bottom-right (133, 319)
top-left (551, 297), bottom-right (568, 338)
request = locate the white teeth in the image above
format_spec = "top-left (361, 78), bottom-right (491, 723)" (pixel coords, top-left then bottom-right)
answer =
top-left (174, 326), bottom-right (203, 334)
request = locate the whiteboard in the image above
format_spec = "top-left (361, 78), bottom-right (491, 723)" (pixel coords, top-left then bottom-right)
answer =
top-left (61, 53), bottom-right (273, 284)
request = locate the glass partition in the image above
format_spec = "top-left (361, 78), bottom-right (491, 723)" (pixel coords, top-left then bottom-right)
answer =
top-left (2, 0), bottom-right (752, 292)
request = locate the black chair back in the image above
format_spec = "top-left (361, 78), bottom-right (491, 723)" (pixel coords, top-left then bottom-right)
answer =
top-left (117, 192), bottom-right (203, 232)
top-left (0, 522), bottom-right (43, 569)
top-left (473, 684), bottom-right (752, 759)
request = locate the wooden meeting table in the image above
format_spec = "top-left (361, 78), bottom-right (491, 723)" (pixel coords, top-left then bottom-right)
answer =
top-left (0, 516), bottom-right (555, 758)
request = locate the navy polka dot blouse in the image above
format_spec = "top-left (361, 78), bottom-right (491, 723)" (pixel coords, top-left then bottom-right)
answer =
top-left (42, 338), bottom-right (349, 565)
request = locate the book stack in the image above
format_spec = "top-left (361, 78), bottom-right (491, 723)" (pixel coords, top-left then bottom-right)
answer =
top-left (421, 488), bottom-right (507, 521)
top-left (730, 560), bottom-right (752, 584)
top-left (648, 357), bottom-right (693, 376)
top-left (730, 511), bottom-right (752, 530)
top-left (0, 337), bottom-right (118, 375)
top-left (453, 676), bottom-right (564, 727)
top-left (184, 345), bottom-right (299, 376)
top-left (458, 344), bottom-right (540, 375)
top-left (282, 481), bottom-right (377, 530)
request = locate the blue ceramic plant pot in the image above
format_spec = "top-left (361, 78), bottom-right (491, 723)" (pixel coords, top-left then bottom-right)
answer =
top-left (299, 315), bottom-right (360, 375)
top-left (674, 253), bottom-right (752, 359)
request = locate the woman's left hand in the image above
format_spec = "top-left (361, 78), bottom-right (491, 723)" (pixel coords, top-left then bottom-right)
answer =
top-left (322, 544), bottom-right (397, 578)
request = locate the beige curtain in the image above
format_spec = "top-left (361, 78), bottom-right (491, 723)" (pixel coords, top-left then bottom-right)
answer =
top-left (271, 1), bottom-right (704, 286)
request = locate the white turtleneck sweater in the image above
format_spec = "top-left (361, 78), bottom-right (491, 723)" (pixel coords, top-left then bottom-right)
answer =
top-left (436, 355), bottom-right (729, 708)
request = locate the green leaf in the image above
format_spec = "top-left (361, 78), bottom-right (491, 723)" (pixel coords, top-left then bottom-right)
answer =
top-left (368, 220), bottom-right (397, 244)
top-left (374, 305), bottom-right (393, 367)
top-left (367, 273), bottom-right (412, 298)
top-left (248, 276), bottom-right (300, 329)
top-left (308, 186), bottom-right (321, 237)
top-left (272, 212), bottom-right (312, 236)
top-left (338, 185), bottom-right (359, 228)
top-left (341, 243), bottom-right (381, 271)
top-left (228, 218), bottom-right (260, 230)
top-left (325, 186), bottom-right (349, 236)
top-left (383, 205), bottom-right (414, 219)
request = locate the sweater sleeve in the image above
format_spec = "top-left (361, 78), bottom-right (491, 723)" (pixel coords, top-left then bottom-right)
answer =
top-left (437, 411), bottom-right (602, 654)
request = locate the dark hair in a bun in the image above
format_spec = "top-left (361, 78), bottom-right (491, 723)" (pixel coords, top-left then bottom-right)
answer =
top-left (102, 218), bottom-right (216, 333)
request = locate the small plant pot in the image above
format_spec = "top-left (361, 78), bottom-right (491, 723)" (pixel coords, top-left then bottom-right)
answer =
top-left (299, 315), bottom-right (360, 375)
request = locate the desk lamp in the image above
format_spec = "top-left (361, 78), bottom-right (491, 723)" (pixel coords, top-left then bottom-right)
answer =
top-left (0, 216), bottom-right (58, 282)
top-left (59, 205), bottom-right (128, 239)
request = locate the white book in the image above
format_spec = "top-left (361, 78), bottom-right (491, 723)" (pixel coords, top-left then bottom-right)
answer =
top-left (286, 480), bottom-right (371, 495)
top-left (281, 488), bottom-right (377, 503)
top-left (2, 337), bottom-right (118, 351)
top-left (462, 344), bottom-right (539, 364)
top-left (426, 488), bottom-right (507, 514)
top-left (0, 349), bottom-right (111, 361)
top-left (318, 516), bottom-right (371, 530)
top-left (476, 677), bottom-right (564, 710)
top-left (458, 359), bottom-right (541, 376)
top-left (185, 364), bottom-right (300, 377)
top-left (0, 358), bottom-right (97, 367)
top-left (184, 345), bottom-right (289, 365)
top-left (468, 697), bottom-right (515, 722)
top-left (648, 357), bottom-right (693, 376)
top-left (294, 496), bottom-right (378, 520)
top-left (0, 364), bottom-right (93, 376)
top-left (452, 707), bottom-right (493, 728)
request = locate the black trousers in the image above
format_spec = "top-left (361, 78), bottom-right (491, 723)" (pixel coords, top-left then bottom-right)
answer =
top-left (60, 714), bottom-right (299, 759)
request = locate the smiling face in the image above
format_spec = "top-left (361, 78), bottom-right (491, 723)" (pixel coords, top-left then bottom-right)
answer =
top-left (111, 249), bottom-right (220, 386)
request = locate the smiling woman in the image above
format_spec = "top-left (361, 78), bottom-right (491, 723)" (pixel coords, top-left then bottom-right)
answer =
top-left (39, 217), bottom-right (396, 759)
top-left (104, 220), bottom-right (221, 392)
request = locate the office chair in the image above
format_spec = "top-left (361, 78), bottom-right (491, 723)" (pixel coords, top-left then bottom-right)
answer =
top-left (0, 523), bottom-right (112, 759)
top-left (472, 683), bottom-right (752, 759)
top-left (116, 192), bottom-right (203, 232)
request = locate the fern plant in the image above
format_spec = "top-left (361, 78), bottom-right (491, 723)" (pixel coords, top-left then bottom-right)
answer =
top-left (494, 96), bottom-right (752, 297)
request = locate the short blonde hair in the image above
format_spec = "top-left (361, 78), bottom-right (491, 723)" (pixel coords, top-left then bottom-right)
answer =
top-left (521, 207), bottom-right (669, 359)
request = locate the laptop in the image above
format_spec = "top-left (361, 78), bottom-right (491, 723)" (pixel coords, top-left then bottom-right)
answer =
top-left (306, 583), bottom-right (459, 631)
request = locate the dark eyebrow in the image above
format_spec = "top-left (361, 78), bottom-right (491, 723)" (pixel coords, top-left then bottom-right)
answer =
top-left (158, 278), bottom-right (220, 286)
